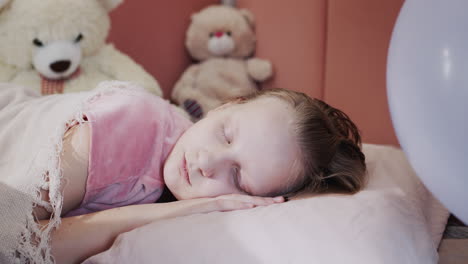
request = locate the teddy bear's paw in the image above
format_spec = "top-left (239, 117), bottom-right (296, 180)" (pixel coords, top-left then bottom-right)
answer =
top-left (183, 99), bottom-right (204, 120)
top-left (246, 58), bottom-right (273, 82)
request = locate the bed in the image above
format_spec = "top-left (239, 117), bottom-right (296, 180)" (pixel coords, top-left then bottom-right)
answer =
top-left (82, 0), bottom-right (466, 263)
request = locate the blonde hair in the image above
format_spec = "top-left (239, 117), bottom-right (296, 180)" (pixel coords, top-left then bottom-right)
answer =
top-left (238, 88), bottom-right (367, 197)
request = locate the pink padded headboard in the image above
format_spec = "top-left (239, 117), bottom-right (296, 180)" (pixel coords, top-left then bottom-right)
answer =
top-left (108, 0), bottom-right (404, 146)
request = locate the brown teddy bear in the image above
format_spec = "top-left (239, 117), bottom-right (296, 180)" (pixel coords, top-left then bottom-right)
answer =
top-left (171, 5), bottom-right (273, 121)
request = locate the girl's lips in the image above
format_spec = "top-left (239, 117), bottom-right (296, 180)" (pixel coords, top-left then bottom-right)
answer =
top-left (181, 153), bottom-right (191, 185)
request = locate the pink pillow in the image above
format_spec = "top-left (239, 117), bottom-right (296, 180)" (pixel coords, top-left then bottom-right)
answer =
top-left (84, 144), bottom-right (449, 264)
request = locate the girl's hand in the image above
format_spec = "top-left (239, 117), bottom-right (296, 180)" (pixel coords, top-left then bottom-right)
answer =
top-left (179, 194), bottom-right (285, 215)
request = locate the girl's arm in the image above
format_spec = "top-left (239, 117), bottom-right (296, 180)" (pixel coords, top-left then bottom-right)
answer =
top-left (41, 193), bottom-right (284, 264)
top-left (34, 123), bottom-right (90, 220)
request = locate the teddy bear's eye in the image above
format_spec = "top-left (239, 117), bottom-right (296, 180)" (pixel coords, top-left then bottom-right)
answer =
top-left (74, 33), bottom-right (84, 43)
top-left (33, 38), bottom-right (44, 47)
top-left (226, 31), bottom-right (232, 36)
top-left (209, 32), bottom-right (214, 38)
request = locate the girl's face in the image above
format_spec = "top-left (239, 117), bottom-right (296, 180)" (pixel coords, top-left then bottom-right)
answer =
top-left (163, 97), bottom-right (300, 200)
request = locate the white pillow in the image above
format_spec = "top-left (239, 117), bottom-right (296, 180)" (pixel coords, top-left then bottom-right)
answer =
top-left (84, 144), bottom-right (449, 264)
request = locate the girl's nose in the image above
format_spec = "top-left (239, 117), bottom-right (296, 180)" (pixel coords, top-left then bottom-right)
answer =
top-left (200, 167), bottom-right (214, 178)
top-left (198, 149), bottom-right (228, 178)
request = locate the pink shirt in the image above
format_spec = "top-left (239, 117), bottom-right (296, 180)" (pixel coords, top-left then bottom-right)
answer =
top-left (66, 90), bottom-right (192, 216)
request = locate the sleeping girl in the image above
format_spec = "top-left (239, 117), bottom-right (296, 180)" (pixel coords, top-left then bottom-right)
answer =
top-left (0, 82), bottom-right (366, 263)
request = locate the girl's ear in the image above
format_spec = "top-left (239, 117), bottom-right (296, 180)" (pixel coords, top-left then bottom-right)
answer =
top-left (0, 0), bottom-right (12, 12)
top-left (97, 0), bottom-right (123, 12)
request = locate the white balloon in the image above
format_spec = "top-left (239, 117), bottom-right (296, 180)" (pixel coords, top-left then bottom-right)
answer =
top-left (387, 0), bottom-right (468, 223)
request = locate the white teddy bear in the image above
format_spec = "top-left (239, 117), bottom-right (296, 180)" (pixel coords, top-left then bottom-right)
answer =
top-left (0, 0), bottom-right (162, 96)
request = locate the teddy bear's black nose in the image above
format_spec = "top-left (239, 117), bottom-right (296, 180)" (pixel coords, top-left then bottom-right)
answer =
top-left (50, 60), bottom-right (71, 73)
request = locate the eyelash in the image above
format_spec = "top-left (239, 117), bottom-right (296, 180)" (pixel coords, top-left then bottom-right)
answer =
top-left (220, 125), bottom-right (231, 144)
top-left (232, 167), bottom-right (243, 192)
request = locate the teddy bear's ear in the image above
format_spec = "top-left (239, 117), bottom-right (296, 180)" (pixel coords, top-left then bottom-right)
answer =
top-left (239, 9), bottom-right (255, 30)
top-left (97, 0), bottom-right (123, 12)
top-left (190, 12), bottom-right (200, 21)
top-left (0, 0), bottom-right (12, 12)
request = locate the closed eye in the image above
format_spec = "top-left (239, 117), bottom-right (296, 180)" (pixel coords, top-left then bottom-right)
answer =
top-left (232, 167), bottom-right (242, 192)
top-left (221, 124), bottom-right (231, 144)
top-left (232, 166), bottom-right (251, 195)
